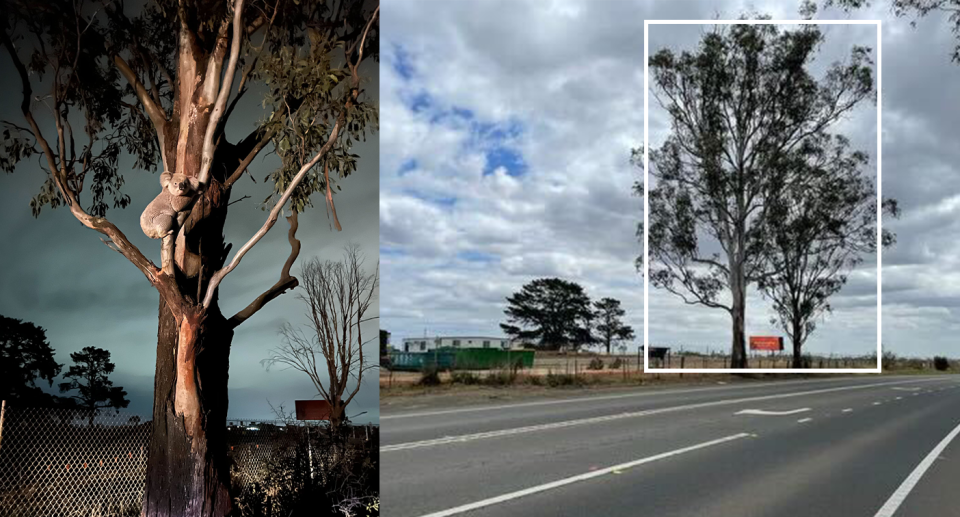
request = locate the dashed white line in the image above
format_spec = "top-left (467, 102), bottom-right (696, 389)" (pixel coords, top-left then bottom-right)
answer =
top-left (416, 433), bottom-right (752, 517)
top-left (873, 420), bottom-right (960, 517)
top-left (797, 417), bottom-right (813, 423)
top-left (842, 408), bottom-right (853, 413)
top-left (736, 408), bottom-right (811, 416)
top-left (874, 402), bottom-right (882, 405)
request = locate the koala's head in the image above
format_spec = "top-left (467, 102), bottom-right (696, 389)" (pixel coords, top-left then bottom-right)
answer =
top-left (166, 172), bottom-right (194, 197)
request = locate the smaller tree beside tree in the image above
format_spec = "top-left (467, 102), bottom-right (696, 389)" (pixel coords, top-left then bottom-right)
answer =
top-left (500, 278), bottom-right (594, 351)
top-left (263, 245), bottom-right (379, 434)
top-left (592, 298), bottom-right (636, 355)
top-left (59, 346), bottom-right (130, 425)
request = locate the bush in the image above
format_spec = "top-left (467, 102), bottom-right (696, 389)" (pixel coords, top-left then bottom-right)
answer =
top-left (882, 351), bottom-right (898, 370)
top-left (610, 357), bottom-right (623, 369)
top-left (231, 425), bottom-right (378, 516)
top-left (524, 375), bottom-right (544, 386)
top-left (934, 356), bottom-right (950, 371)
top-left (587, 357), bottom-right (605, 370)
top-left (545, 372), bottom-right (584, 387)
top-left (484, 368), bottom-right (518, 386)
top-left (450, 371), bottom-right (480, 384)
top-left (418, 364), bottom-right (441, 386)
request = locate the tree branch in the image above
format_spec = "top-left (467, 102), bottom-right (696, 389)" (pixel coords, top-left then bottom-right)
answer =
top-left (203, 111), bottom-right (344, 308)
top-left (2, 29), bottom-right (184, 321)
top-left (324, 161), bottom-right (342, 231)
top-left (113, 54), bottom-right (168, 170)
top-left (198, 0), bottom-right (245, 187)
top-left (228, 211), bottom-right (301, 328)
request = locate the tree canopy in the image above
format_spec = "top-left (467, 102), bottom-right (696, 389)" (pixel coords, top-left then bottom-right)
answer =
top-left (501, 278), bottom-right (595, 351)
top-left (648, 22), bottom-right (874, 367)
top-left (0, 315), bottom-right (66, 407)
top-left (592, 297), bottom-right (635, 354)
top-left (59, 345), bottom-right (130, 417)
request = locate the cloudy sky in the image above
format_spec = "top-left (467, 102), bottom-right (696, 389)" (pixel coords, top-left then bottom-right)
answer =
top-left (380, 0), bottom-right (960, 360)
top-left (0, 43), bottom-right (379, 421)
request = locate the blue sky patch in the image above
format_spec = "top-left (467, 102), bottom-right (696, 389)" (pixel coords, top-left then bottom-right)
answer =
top-left (398, 159), bottom-right (418, 176)
top-left (392, 44), bottom-right (415, 80)
top-left (458, 250), bottom-right (500, 264)
top-left (484, 146), bottom-right (527, 177)
top-left (403, 188), bottom-right (457, 208)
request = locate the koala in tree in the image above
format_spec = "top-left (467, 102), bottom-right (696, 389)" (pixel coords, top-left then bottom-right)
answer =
top-left (141, 171), bottom-right (199, 238)
top-left (140, 171), bottom-right (200, 273)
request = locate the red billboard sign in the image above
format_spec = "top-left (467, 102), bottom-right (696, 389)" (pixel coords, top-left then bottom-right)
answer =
top-left (295, 400), bottom-right (331, 421)
top-left (749, 336), bottom-right (784, 351)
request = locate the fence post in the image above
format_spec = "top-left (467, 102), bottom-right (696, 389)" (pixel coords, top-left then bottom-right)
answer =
top-left (0, 400), bottom-right (5, 451)
top-left (307, 426), bottom-right (315, 480)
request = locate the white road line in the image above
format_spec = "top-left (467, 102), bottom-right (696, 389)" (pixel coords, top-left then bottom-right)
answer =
top-left (736, 408), bottom-right (811, 416)
top-left (382, 377), bottom-right (943, 421)
top-left (873, 420), bottom-right (960, 517)
top-left (874, 402), bottom-right (882, 405)
top-left (382, 378), bottom-right (865, 421)
top-left (892, 387), bottom-right (921, 392)
top-left (896, 397), bottom-right (903, 400)
top-left (797, 417), bottom-right (813, 423)
top-left (382, 379), bottom-right (941, 453)
top-left (416, 433), bottom-right (752, 517)
top-left (842, 408), bottom-right (853, 413)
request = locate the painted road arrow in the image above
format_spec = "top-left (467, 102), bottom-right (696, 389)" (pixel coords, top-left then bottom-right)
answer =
top-left (735, 408), bottom-right (811, 416)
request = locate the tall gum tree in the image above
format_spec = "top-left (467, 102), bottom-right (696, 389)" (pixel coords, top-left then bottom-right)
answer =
top-left (0, 1), bottom-right (379, 515)
top-left (647, 22), bottom-right (873, 368)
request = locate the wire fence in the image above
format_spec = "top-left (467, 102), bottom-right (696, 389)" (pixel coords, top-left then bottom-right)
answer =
top-left (0, 404), bottom-right (379, 517)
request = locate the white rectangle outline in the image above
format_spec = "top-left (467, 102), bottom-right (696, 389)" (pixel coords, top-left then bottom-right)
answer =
top-left (643, 19), bottom-right (882, 374)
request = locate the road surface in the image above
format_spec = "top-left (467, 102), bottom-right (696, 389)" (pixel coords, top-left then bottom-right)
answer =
top-left (381, 375), bottom-right (960, 517)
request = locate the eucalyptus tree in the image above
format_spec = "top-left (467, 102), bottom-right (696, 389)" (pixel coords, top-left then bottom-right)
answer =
top-left (647, 23), bottom-right (873, 367)
top-left (1, 0), bottom-right (378, 514)
top-left (757, 134), bottom-right (891, 367)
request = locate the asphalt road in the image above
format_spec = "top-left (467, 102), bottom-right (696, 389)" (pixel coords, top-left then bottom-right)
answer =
top-left (381, 375), bottom-right (960, 517)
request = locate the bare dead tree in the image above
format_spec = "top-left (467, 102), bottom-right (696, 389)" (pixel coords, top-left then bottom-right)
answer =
top-left (264, 245), bottom-right (379, 432)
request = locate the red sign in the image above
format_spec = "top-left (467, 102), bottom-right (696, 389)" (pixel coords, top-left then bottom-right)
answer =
top-left (749, 336), bottom-right (784, 351)
top-left (295, 400), bottom-right (331, 421)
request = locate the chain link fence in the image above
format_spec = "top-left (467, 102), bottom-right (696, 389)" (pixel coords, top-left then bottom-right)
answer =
top-left (0, 404), bottom-right (379, 517)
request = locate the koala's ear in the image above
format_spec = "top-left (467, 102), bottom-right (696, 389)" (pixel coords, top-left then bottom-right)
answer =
top-left (160, 171), bottom-right (173, 188)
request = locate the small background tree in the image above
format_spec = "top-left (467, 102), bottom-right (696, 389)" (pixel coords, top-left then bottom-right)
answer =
top-left (592, 297), bottom-right (635, 355)
top-left (0, 315), bottom-right (68, 407)
top-left (59, 346), bottom-right (130, 425)
top-left (500, 278), bottom-right (594, 351)
top-left (263, 245), bottom-right (378, 433)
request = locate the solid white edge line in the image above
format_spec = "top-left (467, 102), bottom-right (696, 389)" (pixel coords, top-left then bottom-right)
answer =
top-left (416, 433), bottom-right (751, 517)
top-left (873, 420), bottom-right (960, 517)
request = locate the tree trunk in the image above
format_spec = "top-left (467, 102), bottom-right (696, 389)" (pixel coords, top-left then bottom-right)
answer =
top-left (142, 151), bottom-right (237, 516)
top-left (730, 271), bottom-right (748, 369)
top-left (791, 320), bottom-right (804, 369)
top-left (143, 299), bottom-right (234, 517)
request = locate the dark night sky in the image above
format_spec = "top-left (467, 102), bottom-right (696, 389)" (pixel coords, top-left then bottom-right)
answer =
top-left (0, 26), bottom-right (380, 423)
